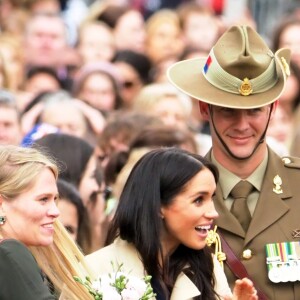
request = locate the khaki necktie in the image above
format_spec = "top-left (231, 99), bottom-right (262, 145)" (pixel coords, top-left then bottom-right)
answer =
top-left (230, 180), bottom-right (253, 231)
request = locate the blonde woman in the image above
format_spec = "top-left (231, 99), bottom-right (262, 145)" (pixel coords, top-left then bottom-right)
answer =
top-left (0, 145), bottom-right (93, 300)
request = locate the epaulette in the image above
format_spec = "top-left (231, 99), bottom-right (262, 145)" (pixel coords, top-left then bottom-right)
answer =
top-left (282, 156), bottom-right (300, 169)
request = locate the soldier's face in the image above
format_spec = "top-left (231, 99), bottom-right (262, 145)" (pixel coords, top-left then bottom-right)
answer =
top-left (206, 104), bottom-right (274, 160)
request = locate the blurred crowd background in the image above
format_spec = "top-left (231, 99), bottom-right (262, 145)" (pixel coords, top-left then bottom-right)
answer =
top-left (1, 0), bottom-right (300, 255)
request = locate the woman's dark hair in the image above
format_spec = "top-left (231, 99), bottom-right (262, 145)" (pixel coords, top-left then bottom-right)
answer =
top-left (32, 133), bottom-right (94, 187)
top-left (288, 61), bottom-right (300, 110)
top-left (24, 65), bottom-right (63, 90)
top-left (96, 4), bottom-right (128, 28)
top-left (57, 179), bottom-right (92, 254)
top-left (108, 147), bottom-right (219, 299)
top-left (113, 50), bottom-right (153, 84)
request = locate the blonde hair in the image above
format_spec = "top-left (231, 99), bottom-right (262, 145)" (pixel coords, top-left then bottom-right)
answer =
top-left (0, 53), bottom-right (10, 89)
top-left (0, 33), bottom-right (24, 90)
top-left (146, 8), bottom-right (182, 37)
top-left (0, 145), bottom-right (94, 300)
top-left (133, 82), bottom-right (192, 117)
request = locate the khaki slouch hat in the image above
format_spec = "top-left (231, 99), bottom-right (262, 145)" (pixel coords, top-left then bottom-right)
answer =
top-left (167, 25), bottom-right (291, 109)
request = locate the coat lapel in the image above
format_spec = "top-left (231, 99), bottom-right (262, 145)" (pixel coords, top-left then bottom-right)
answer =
top-left (108, 239), bottom-right (201, 300)
top-left (170, 273), bottom-right (200, 300)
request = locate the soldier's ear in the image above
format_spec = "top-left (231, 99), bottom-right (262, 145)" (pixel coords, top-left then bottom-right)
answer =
top-left (270, 100), bottom-right (279, 119)
top-left (199, 101), bottom-right (210, 120)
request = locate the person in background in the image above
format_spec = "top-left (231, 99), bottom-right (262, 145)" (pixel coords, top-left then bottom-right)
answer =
top-left (0, 53), bottom-right (10, 90)
top-left (0, 145), bottom-right (93, 299)
top-left (132, 82), bottom-right (212, 155)
top-left (76, 20), bottom-right (116, 64)
top-left (57, 179), bottom-right (91, 252)
top-left (22, 12), bottom-right (77, 88)
top-left (96, 110), bottom-right (162, 168)
top-left (0, 33), bottom-right (25, 92)
top-left (20, 90), bottom-right (105, 145)
top-left (113, 49), bottom-right (153, 109)
top-left (145, 9), bottom-right (185, 67)
top-left (86, 147), bottom-right (258, 300)
top-left (133, 82), bottom-right (193, 132)
top-left (72, 62), bottom-right (123, 114)
top-left (26, 0), bottom-right (61, 15)
top-left (0, 90), bottom-right (23, 145)
top-left (23, 13), bottom-right (68, 68)
top-left (85, 2), bottom-right (146, 53)
top-left (177, 2), bottom-right (222, 54)
top-left (168, 24), bottom-right (300, 299)
top-left (22, 66), bottom-right (64, 99)
top-left (272, 15), bottom-right (300, 70)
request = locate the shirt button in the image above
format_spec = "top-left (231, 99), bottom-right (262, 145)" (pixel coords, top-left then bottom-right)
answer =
top-left (243, 249), bottom-right (252, 260)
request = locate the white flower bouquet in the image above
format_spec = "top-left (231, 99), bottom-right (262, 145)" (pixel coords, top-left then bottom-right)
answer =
top-left (74, 263), bottom-right (156, 300)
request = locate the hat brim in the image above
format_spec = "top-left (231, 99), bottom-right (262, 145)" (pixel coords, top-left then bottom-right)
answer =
top-left (167, 48), bottom-right (290, 109)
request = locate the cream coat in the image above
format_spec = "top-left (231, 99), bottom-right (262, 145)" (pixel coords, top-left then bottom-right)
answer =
top-left (85, 238), bottom-right (232, 300)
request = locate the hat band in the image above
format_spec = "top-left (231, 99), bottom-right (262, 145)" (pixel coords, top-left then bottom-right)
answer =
top-left (202, 49), bottom-right (278, 96)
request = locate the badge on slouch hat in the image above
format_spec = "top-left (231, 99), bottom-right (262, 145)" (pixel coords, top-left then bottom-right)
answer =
top-left (265, 242), bottom-right (300, 283)
top-left (167, 25), bottom-right (291, 109)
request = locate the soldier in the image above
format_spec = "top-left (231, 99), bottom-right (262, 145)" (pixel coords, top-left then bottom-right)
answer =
top-left (168, 25), bottom-right (300, 299)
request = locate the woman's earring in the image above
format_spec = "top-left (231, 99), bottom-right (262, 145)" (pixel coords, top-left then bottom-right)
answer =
top-left (0, 216), bottom-right (6, 225)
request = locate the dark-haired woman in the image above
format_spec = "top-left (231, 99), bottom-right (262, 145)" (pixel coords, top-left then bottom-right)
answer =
top-left (86, 147), bottom-right (257, 300)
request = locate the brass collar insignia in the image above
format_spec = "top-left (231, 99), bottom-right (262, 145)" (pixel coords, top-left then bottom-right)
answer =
top-left (273, 175), bottom-right (283, 194)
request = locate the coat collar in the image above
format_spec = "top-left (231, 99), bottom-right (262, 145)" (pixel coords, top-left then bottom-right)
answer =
top-left (112, 239), bottom-right (201, 300)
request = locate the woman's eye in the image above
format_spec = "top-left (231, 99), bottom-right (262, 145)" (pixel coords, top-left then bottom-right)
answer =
top-left (194, 197), bottom-right (203, 205)
top-left (65, 225), bottom-right (76, 234)
top-left (40, 197), bottom-right (48, 203)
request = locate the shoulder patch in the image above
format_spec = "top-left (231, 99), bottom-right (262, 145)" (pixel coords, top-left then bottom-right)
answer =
top-left (282, 156), bottom-right (300, 169)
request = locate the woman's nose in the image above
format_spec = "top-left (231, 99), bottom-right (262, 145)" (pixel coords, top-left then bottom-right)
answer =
top-left (48, 201), bottom-right (60, 218)
top-left (205, 201), bottom-right (219, 219)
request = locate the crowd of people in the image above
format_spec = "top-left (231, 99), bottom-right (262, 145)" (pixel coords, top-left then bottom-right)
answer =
top-left (1, 0), bottom-right (300, 299)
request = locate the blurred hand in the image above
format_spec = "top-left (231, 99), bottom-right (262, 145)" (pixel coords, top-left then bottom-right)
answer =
top-left (224, 278), bottom-right (258, 300)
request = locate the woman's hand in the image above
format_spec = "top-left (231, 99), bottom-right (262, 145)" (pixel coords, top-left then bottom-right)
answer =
top-left (231, 278), bottom-right (258, 300)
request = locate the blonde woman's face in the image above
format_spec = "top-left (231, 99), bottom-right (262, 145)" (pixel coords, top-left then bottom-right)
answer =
top-left (0, 168), bottom-right (59, 247)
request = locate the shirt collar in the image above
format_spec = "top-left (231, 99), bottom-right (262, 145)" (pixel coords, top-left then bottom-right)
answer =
top-left (211, 151), bottom-right (268, 199)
